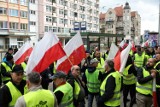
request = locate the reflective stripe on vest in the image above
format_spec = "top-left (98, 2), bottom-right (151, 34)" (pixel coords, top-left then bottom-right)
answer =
top-left (54, 82), bottom-right (74, 107)
top-left (21, 62), bottom-right (27, 80)
top-left (96, 58), bottom-right (105, 73)
top-left (100, 71), bottom-right (121, 106)
top-left (123, 64), bottom-right (136, 85)
top-left (6, 81), bottom-right (25, 107)
top-left (134, 53), bottom-right (145, 67)
top-left (74, 80), bottom-right (81, 100)
top-left (24, 89), bottom-right (55, 107)
top-left (136, 68), bottom-right (153, 95)
top-left (1, 62), bottom-right (12, 81)
top-left (85, 69), bottom-right (101, 93)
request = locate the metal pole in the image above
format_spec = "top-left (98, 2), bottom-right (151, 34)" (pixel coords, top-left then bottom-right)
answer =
top-left (158, 0), bottom-right (160, 46)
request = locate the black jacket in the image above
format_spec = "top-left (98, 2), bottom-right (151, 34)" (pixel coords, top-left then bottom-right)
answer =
top-left (0, 80), bottom-right (26, 107)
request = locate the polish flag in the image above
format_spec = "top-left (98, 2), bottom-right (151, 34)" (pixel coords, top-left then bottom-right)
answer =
top-left (25, 32), bottom-right (66, 74)
top-left (107, 42), bottom-right (119, 60)
top-left (114, 43), bottom-right (132, 72)
top-left (141, 40), bottom-right (149, 47)
top-left (14, 42), bottom-right (33, 64)
top-left (56, 32), bottom-right (86, 74)
top-left (119, 40), bottom-right (125, 48)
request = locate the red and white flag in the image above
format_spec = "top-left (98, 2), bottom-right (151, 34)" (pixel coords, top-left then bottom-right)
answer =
top-left (56, 32), bottom-right (86, 74)
top-left (25, 32), bottom-right (66, 74)
top-left (114, 43), bottom-right (132, 72)
top-left (107, 42), bottom-right (119, 60)
top-left (131, 41), bottom-right (136, 52)
top-left (119, 40), bottom-right (125, 48)
top-left (14, 42), bottom-right (33, 64)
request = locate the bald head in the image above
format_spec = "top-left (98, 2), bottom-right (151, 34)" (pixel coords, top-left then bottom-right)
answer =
top-left (146, 58), bottom-right (156, 68)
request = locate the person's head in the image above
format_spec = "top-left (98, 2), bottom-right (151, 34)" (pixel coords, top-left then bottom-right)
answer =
top-left (8, 48), bottom-right (13, 54)
top-left (90, 58), bottom-right (99, 67)
top-left (26, 72), bottom-right (41, 89)
top-left (104, 60), bottom-right (114, 72)
top-left (85, 50), bottom-right (90, 58)
top-left (146, 58), bottom-right (156, 68)
top-left (155, 54), bottom-right (160, 62)
top-left (94, 51), bottom-right (101, 58)
top-left (6, 54), bottom-right (13, 63)
top-left (11, 65), bottom-right (24, 85)
top-left (137, 47), bottom-right (142, 55)
top-left (71, 65), bottom-right (80, 77)
top-left (52, 71), bottom-right (67, 87)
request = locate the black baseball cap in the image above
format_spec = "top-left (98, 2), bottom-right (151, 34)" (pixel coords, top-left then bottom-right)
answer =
top-left (12, 65), bottom-right (24, 73)
top-left (51, 71), bottom-right (67, 80)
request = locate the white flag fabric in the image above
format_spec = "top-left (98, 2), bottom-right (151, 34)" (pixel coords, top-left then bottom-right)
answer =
top-left (25, 32), bottom-right (66, 74)
top-left (13, 42), bottom-right (33, 64)
top-left (107, 42), bottom-right (119, 60)
top-left (119, 40), bottom-right (125, 47)
top-left (119, 42), bottom-right (132, 72)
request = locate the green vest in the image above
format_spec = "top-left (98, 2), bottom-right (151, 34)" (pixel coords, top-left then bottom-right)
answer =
top-left (6, 81), bottom-right (27, 107)
top-left (21, 62), bottom-right (27, 70)
top-left (21, 62), bottom-right (27, 80)
top-left (85, 69), bottom-right (101, 93)
top-left (53, 62), bottom-right (56, 74)
top-left (134, 53), bottom-right (145, 67)
top-left (154, 61), bottom-right (160, 88)
top-left (54, 82), bottom-right (74, 107)
top-left (1, 62), bottom-right (12, 82)
top-left (74, 80), bottom-right (81, 100)
top-left (24, 89), bottom-right (55, 107)
top-left (123, 64), bottom-right (136, 85)
top-left (100, 71), bottom-right (121, 106)
top-left (96, 58), bottom-right (105, 73)
top-left (136, 68), bottom-right (153, 95)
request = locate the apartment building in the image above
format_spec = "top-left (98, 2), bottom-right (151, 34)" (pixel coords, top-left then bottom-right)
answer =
top-left (38, 0), bottom-right (100, 43)
top-left (100, 2), bottom-right (141, 41)
top-left (0, 0), bottom-right (35, 50)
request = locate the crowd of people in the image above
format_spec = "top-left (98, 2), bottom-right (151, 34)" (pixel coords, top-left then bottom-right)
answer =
top-left (0, 43), bottom-right (160, 107)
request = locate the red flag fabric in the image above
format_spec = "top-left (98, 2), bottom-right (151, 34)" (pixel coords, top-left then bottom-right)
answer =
top-left (114, 43), bottom-right (132, 72)
top-left (25, 32), bottom-right (66, 74)
top-left (131, 42), bottom-right (136, 52)
top-left (56, 32), bottom-right (86, 74)
top-left (14, 42), bottom-right (33, 64)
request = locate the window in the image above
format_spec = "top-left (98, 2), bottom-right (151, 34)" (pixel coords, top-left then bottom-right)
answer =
top-left (45, 26), bottom-right (48, 32)
top-left (46, 0), bottom-right (56, 3)
top-left (9, 0), bottom-right (18, 3)
top-left (20, 0), bottom-right (27, 5)
top-left (20, 23), bottom-right (27, 30)
top-left (46, 16), bottom-right (52, 22)
top-left (30, 21), bottom-right (36, 25)
top-left (9, 9), bottom-right (18, 17)
top-left (59, 9), bottom-right (64, 15)
top-left (53, 27), bottom-right (57, 32)
top-left (20, 11), bottom-right (28, 18)
top-left (9, 22), bottom-right (18, 29)
top-left (30, 10), bottom-right (36, 15)
top-left (0, 7), bottom-right (7, 14)
top-left (46, 5), bottom-right (52, 12)
top-left (30, 0), bottom-right (35, 4)
top-left (59, 0), bottom-right (64, 5)
top-left (0, 21), bottom-right (8, 29)
top-left (59, 18), bottom-right (64, 24)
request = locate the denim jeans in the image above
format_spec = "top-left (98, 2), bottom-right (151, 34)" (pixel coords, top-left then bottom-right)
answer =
top-left (88, 93), bottom-right (99, 107)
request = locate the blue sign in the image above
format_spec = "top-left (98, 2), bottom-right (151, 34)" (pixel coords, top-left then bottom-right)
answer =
top-left (74, 21), bottom-right (86, 31)
top-left (74, 22), bottom-right (80, 30)
top-left (81, 21), bottom-right (86, 30)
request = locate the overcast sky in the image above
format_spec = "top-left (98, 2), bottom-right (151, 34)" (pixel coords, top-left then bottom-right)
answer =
top-left (100, 0), bottom-right (159, 35)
